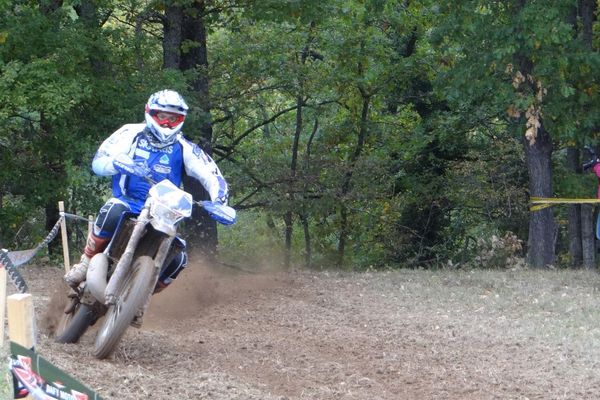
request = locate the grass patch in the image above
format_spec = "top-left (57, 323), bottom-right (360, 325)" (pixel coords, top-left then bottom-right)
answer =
top-left (0, 344), bottom-right (13, 399)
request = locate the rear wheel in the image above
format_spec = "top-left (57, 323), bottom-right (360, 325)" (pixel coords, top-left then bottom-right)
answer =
top-left (93, 256), bottom-right (156, 359)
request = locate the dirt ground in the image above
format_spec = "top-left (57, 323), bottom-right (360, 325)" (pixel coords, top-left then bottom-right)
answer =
top-left (6, 259), bottom-right (600, 399)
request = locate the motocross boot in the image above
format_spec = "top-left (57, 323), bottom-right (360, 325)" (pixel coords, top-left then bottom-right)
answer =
top-left (63, 254), bottom-right (91, 289)
top-left (63, 233), bottom-right (109, 289)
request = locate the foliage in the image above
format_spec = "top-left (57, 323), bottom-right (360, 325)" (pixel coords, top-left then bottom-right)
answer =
top-left (1, 0), bottom-right (598, 269)
top-left (464, 232), bottom-right (526, 270)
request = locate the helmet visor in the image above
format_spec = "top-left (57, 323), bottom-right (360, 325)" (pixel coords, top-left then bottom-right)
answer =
top-left (150, 110), bottom-right (185, 129)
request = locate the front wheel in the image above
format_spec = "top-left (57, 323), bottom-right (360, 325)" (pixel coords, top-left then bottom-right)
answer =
top-left (93, 256), bottom-right (156, 359)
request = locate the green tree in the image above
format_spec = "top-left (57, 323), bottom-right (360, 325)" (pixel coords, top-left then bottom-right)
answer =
top-left (432, 0), bottom-right (600, 268)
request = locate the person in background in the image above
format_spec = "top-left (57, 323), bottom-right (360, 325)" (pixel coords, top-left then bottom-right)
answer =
top-left (583, 145), bottom-right (600, 239)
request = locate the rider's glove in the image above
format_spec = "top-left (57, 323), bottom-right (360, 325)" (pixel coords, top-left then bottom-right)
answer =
top-left (202, 200), bottom-right (237, 225)
top-left (113, 153), bottom-right (151, 178)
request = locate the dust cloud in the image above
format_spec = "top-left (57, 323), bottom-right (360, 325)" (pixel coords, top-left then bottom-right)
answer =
top-left (40, 281), bottom-right (70, 336)
top-left (144, 258), bottom-right (288, 328)
top-left (39, 255), bottom-right (289, 335)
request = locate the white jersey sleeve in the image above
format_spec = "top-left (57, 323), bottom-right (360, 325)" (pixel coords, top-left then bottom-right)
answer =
top-left (92, 123), bottom-right (145, 176)
top-left (180, 138), bottom-right (229, 203)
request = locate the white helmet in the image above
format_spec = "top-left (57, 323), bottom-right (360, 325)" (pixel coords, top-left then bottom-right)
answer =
top-left (144, 89), bottom-right (189, 147)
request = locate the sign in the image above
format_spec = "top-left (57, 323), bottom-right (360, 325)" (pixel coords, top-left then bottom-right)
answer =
top-left (9, 341), bottom-right (103, 400)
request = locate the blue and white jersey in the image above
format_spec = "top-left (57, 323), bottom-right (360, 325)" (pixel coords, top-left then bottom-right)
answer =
top-left (92, 123), bottom-right (228, 213)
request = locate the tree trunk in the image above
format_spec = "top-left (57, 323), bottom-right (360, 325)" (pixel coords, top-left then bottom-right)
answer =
top-left (566, 147), bottom-right (583, 267)
top-left (40, 111), bottom-right (64, 256)
top-left (301, 118), bottom-right (318, 268)
top-left (40, 0), bottom-right (62, 15)
top-left (282, 27), bottom-right (316, 269)
top-left (283, 95), bottom-right (304, 268)
top-left (178, 0), bottom-right (219, 262)
top-left (581, 204), bottom-right (595, 269)
top-left (163, 5), bottom-right (183, 69)
top-left (579, 0), bottom-right (597, 46)
top-left (568, 204), bottom-right (583, 267)
top-left (578, 0), bottom-right (597, 268)
top-left (337, 94), bottom-right (370, 266)
top-left (283, 212), bottom-right (293, 268)
top-left (45, 203), bottom-right (61, 256)
top-left (524, 124), bottom-right (556, 268)
top-left (300, 213), bottom-right (311, 268)
top-left (337, 204), bottom-right (348, 267)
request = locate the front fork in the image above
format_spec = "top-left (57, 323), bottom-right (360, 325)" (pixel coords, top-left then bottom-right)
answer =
top-left (133, 235), bottom-right (174, 319)
top-left (105, 216), bottom-right (175, 307)
top-left (104, 208), bottom-right (151, 305)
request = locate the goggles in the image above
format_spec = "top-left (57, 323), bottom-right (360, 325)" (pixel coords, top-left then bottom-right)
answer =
top-left (150, 110), bottom-right (185, 128)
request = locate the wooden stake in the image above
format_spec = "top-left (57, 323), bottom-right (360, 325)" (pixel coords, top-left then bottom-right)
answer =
top-left (0, 267), bottom-right (6, 348)
top-left (7, 293), bottom-right (34, 400)
top-left (59, 201), bottom-right (70, 272)
top-left (7, 293), bottom-right (35, 349)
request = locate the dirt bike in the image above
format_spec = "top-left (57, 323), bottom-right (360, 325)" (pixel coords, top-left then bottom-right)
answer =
top-left (55, 179), bottom-right (236, 359)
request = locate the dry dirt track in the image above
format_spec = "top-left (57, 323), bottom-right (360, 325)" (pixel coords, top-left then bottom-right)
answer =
top-left (9, 260), bottom-right (600, 399)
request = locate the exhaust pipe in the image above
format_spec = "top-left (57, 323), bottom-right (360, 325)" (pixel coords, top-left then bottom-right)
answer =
top-left (86, 253), bottom-right (108, 302)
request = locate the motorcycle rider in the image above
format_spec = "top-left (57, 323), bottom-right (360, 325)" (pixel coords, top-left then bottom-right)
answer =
top-left (64, 89), bottom-right (229, 297)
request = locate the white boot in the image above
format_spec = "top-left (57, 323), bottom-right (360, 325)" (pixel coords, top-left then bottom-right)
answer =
top-left (63, 255), bottom-right (91, 289)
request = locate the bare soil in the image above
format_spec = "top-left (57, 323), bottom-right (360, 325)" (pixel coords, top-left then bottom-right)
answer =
top-left (8, 260), bottom-right (600, 399)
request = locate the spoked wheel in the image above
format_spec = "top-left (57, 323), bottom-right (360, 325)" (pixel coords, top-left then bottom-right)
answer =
top-left (55, 294), bottom-right (94, 344)
top-left (93, 256), bottom-right (155, 359)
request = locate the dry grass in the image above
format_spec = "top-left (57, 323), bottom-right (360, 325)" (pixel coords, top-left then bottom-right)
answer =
top-left (3, 262), bottom-right (600, 399)
top-left (0, 344), bottom-right (11, 399)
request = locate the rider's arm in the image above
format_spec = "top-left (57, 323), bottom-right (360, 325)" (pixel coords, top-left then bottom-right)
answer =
top-left (180, 138), bottom-right (229, 204)
top-left (92, 124), bottom-right (144, 176)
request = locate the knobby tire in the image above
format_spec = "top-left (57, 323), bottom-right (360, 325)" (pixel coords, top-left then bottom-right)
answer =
top-left (93, 256), bottom-right (155, 359)
top-left (55, 302), bottom-right (94, 344)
